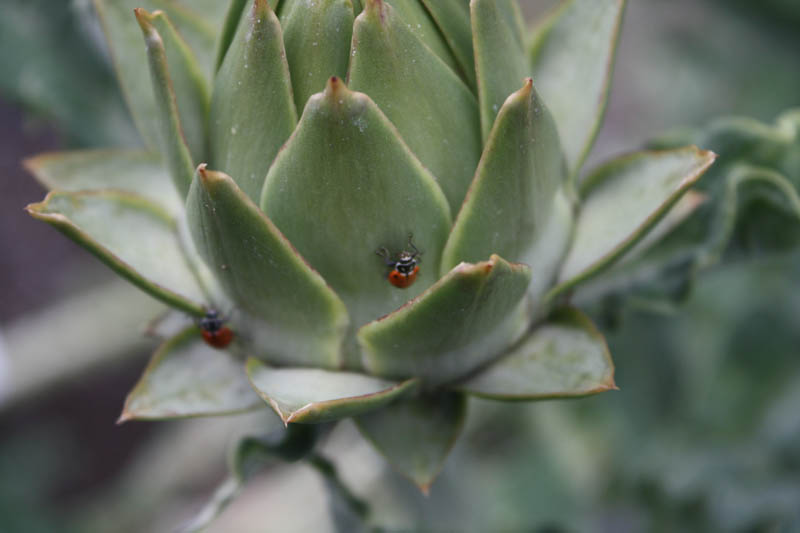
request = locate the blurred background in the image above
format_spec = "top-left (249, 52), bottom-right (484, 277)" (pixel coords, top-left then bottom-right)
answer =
top-left (0, 0), bottom-right (798, 531)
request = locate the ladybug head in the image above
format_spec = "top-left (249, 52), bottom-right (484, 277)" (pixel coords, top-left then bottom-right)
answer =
top-left (200, 309), bottom-right (224, 332)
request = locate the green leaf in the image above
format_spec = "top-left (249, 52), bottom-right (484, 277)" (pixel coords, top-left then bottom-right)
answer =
top-left (261, 77), bottom-right (452, 337)
top-left (526, 190), bottom-right (574, 306)
top-left (155, 1), bottom-right (218, 79)
top-left (144, 9), bottom-right (210, 162)
top-left (119, 328), bottom-right (262, 421)
top-left (280, 0), bottom-right (354, 115)
top-left (441, 79), bottom-right (568, 279)
top-left (529, 0), bottom-right (626, 178)
top-left (359, 255), bottom-right (531, 384)
top-left (471, 0), bottom-right (529, 141)
top-left (246, 358), bottom-right (418, 425)
top-left (457, 308), bottom-right (616, 400)
top-left (382, 0), bottom-right (463, 80)
top-left (568, 191), bottom-right (707, 306)
top-left (349, 0), bottom-right (482, 213)
top-left (24, 149), bottom-right (182, 214)
top-left (186, 166), bottom-right (349, 368)
top-left (135, 9), bottom-right (208, 198)
top-left (93, 0), bottom-right (215, 147)
top-left (210, 0), bottom-right (297, 202)
top-left (356, 391), bottom-right (466, 492)
top-left (552, 146), bottom-right (716, 297)
top-left (26, 190), bottom-right (206, 315)
top-left (419, 0), bottom-right (476, 89)
top-left (214, 0), bottom-right (249, 71)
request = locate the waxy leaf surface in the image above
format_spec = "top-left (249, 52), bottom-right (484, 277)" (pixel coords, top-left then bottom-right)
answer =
top-left (24, 149), bottom-right (182, 214)
top-left (419, 0), bottom-right (476, 88)
top-left (359, 255), bottom-right (531, 384)
top-left (261, 78), bottom-right (451, 336)
top-left (120, 328), bottom-right (261, 421)
top-left (356, 391), bottom-right (466, 492)
top-left (210, 0), bottom-right (297, 202)
top-left (471, 0), bottom-right (529, 141)
top-left (383, 0), bottom-right (462, 79)
top-left (246, 358), bottom-right (418, 425)
top-left (27, 191), bottom-right (206, 314)
top-left (93, 0), bottom-right (215, 147)
top-left (187, 167), bottom-right (349, 368)
top-left (554, 147), bottom-right (716, 295)
top-left (458, 308), bottom-right (615, 400)
top-left (349, 1), bottom-right (481, 213)
top-left (280, 0), bottom-right (354, 114)
top-left (442, 79), bottom-right (567, 280)
top-left (136, 9), bottom-right (206, 197)
top-left (530, 0), bottom-right (626, 176)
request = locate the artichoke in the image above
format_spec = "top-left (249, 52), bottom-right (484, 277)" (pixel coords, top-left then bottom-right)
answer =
top-left (25, 0), bottom-right (715, 501)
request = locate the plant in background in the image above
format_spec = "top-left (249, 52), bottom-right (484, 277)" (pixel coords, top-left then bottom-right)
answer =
top-left (24, 0), bottom-right (716, 528)
top-left (577, 108), bottom-right (800, 314)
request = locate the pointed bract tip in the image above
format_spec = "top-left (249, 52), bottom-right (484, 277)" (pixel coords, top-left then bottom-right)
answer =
top-left (134, 8), bottom-right (160, 41)
top-left (253, 0), bottom-right (271, 14)
top-left (418, 482), bottom-right (431, 496)
top-left (324, 76), bottom-right (348, 99)
top-left (116, 411), bottom-right (132, 425)
top-left (133, 7), bottom-right (149, 26)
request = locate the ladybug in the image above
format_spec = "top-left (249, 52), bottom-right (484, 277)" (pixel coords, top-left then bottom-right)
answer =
top-left (199, 309), bottom-right (234, 349)
top-left (376, 235), bottom-right (422, 289)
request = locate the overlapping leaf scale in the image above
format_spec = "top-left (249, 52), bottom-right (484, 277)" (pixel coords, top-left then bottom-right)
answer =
top-left (26, 191), bottom-right (206, 314)
top-left (359, 255), bottom-right (531, 384)
top-left (210, 0), bottom-right (297, 202)
top-left (136, 9), bottom-right (207, 198)
top-left (348, 0), bottom-right (482, 213)
top-left (261, 77), bottom-right (452, 338)
top-left (93, 0), bottom-right (216, 149)
top-left (529, 0), bottom-right (626, 177)
top-left (24, 149), bottom-right (182, 214)
top-left (442, 78), bottom-right (571, 306)
top-left (553, 146), bottom-right (716, 296)
top-left (457, 308), bottom-right (616, 400)
top-left (187, 166), bottom-right (349, 368)
top-left (382, 0), bottom-right (463, 82)
top-left (471, 0), bottom-right (529, 141)
top-left (280, 0), bottom-right (354, 114)
top-left (355, 391), bottom-right (466, 492)
top-left (246, 358), bottom-right (418, 425)
top-left (419, 0), bottom-right (476, 89)
top-left (120, 328), bottom-right (262, 421)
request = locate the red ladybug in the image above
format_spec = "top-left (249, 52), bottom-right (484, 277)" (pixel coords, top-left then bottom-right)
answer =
top-left (199, 309), bottom-right (234, 349)
top-left (376, 235), bottom-right (422, 289)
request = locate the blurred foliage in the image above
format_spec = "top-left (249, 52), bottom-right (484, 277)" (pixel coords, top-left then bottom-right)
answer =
top-left (0, 0), bottom-right (138, 147)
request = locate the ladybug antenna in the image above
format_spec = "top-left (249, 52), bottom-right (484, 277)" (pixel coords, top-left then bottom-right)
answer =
top-left (407, 234), bottom-right (421, 257)
top-left (376, 247), bottom-right (392, 264)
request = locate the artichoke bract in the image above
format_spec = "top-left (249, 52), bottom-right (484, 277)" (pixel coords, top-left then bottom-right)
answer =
top-left (25, 0), bottom-right (715, 495)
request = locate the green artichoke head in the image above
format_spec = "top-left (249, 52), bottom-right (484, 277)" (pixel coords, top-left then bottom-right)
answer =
top-left (25, 0), bottom-right (715, 492)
